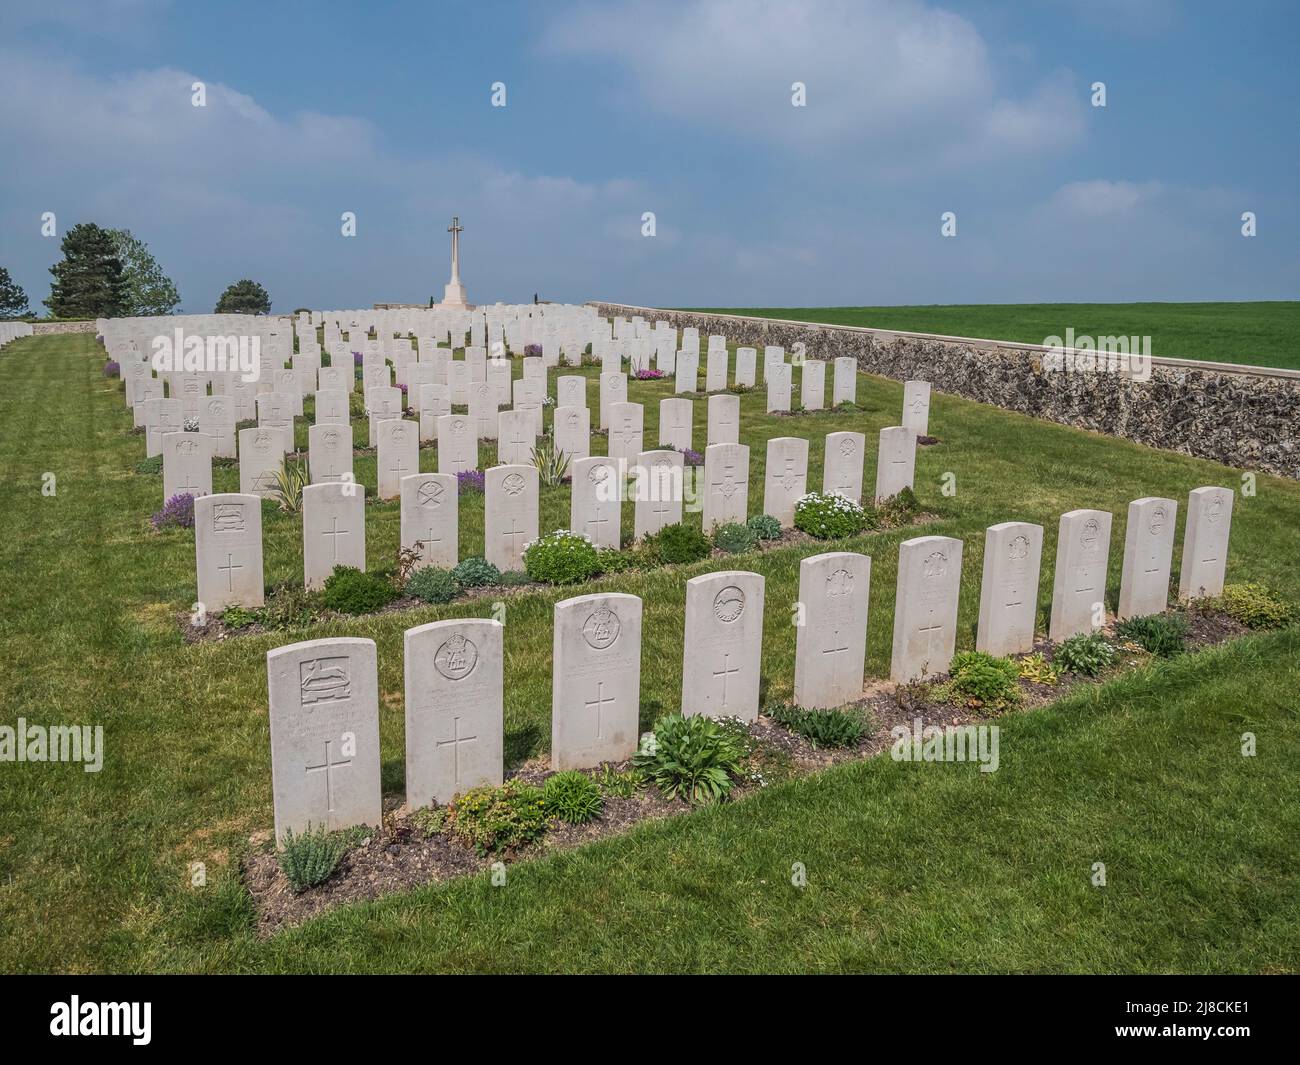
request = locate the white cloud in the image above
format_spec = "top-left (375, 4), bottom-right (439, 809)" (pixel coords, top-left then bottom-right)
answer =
top-left (1049, 179), bottom-right (1164, 216)
top-left (542, 0), bottom-right (1086, 168)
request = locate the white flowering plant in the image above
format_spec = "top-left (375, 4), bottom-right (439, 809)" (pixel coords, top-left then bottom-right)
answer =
top-left (522, 528), bottom-right (601, 584)
top-left (793, 491), bottom-right (868, 539)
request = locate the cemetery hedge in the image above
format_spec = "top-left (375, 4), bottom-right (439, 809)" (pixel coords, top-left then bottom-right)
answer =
top-left (1, 331), bottom-right (1299, 973)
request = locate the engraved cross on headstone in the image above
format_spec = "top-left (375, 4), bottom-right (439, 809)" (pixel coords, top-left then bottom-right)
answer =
top-left (304, 739), bottom-right (352, 813)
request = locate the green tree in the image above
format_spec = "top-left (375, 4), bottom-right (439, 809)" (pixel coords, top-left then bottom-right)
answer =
top-left (44, 222), bottom-right (129, 319)
top-left (215, 279), bottom-right (271, 315)
top-left (108, 229), bottom-right (181, 316)
top-left (0, 267), bottom-right (28, 320)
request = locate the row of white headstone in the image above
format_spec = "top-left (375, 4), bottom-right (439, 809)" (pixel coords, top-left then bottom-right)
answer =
top-left (265, 484), bottom-right (1234, 843)
top-left (0, 321), bottom-right (33, 348)
top-left (194, 419), bottom-right (922, 612)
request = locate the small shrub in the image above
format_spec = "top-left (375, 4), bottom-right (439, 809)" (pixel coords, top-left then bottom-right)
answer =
top-left (134, 455), bottom-right (163, 475)
top-left (939, 650), bottom-right (1021, 713)
top-left (255, 584), bottom-right (320, 630)
top-left (793, 491), bottom-right (866, 539)
top-left (321, 565), bottom-right (398, 615)
top-left (1054, 632), bottom-right (1116, 676)
top-left (451, 556), bottom-right (500, 589)
top-left (103, 360), bottom-right (120, 377)
top-left (633, 368), bottom-right (666, 380)
top-left (681, 448), bottom-right (703, 467)
top-left (712, 521), bottom-right (756, 553)
top-left (278, 824), bottom-right (367, 893)
top-left (633, 713), bottom-right (745, 805)
top-left (596, 547), bottom-right (637, 574)
top-left (497, 569), bottom-right (532, 586)
top-left (1116, 612), bottom-right (1188, 658)
top-left (768, 704), bottom-right (867, 748)
top-left (151, 493), bottom-right (195, 530)
top-left (747, 513), bottom-right (781, 541)
top-left (542, 771), bottom-right (603, 824)
top-left (448, 779), bottom-right (550, 854)
top-left (1018, 652), bottom-right (1060, 685)
top-left (653, 522), bottom-right (711, 564)
top-left (270, 462), bottom-right (309, 513)
top-left (594, 765), bottom-right (642, 797)
top-left (406, 566), bottom-right (458, 604)
top-left (523, 529), bottom-right (601, 584)
top-left (221, 605), bottom-right (258, 629)
top-left (457, 469), bottom-right (486, 495)
top-left (531, 435), bottom-right (571, 488)
top-left (877, 486), bottom-right (919, 524)
top-left (1216, 582), bottom-right (1293, 629)
top-left (410, 806), bottom-right (448, 838)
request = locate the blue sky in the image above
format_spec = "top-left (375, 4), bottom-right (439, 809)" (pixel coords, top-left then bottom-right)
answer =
top-left (0, 0), bottom-right (1296, 312)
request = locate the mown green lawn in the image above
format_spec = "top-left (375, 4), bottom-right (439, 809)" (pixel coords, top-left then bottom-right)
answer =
top-left (686, 303), bottom-right (1300, 370)
top-left (1, 332), bottom-right (1297, 973)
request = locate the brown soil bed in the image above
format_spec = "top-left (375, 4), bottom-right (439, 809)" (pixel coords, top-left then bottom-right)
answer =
top-left (243, 603), bottom-right (1248, 935)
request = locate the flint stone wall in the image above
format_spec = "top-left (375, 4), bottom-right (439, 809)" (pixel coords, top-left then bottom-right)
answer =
top-left (590, 302), bottom-right (1299, 479)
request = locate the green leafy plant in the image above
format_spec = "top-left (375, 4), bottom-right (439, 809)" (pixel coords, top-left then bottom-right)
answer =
top-left (767, 703), bottom-right (868, 748)
top-left (1053, 632), bottom-right (1116, 676)
top-left (541, 771), bottom-right (603, 824)
top-left (530, 434), bottom-right (571, 488)
top-left (133, 455), bottom-right (163, 475)
top-left (410, 806), bottom-right (448, 838)
top-left (1017, 652), bottom-right (1060, 685)
top-left (652, 522), bottom-right (711, 564)
top-left (876, 486), bottom-right (919, 525)
top-left (221, 605), bottom-right (258, 630)
top-left (270, 461), bottom-right (309, 513)
top-left (938, 650), bottom-right (1022, 713)
top-left (451, 556), bottom-right (501, 589)
top-left (277, 824), bottom-right (367, 893)
top-left (712, 521), bottom-right (756, 553)
top-left (448, 779), bottom-right (550, 854)
top-left (1215, 582), bottom-right (1293, 629)
top-left (594, 765), bottom-right (642, 798)
top-left (523, 530), bottom-right (601, 584)
top-left (596, 547), bottom-right (637, 574)
top-left (633, 713), bottom-right (745, 805)
top-left (321, 565), bottom-right (398, 615)
top-left (406, 566), bottom-right (458, 604)
top-left (497, 569), bottom-right (532, 586)
top-left (747, 513), bottom-right (781, 541)
top-left (1116, 612), bottom-right (1189, 657)
top-left (793, 491), bottom-right (867, 539)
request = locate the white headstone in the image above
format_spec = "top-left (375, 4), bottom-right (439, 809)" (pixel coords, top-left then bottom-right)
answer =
top-left (162, 431), bottom-right (214, 501)
top-left (551, 593), bottom-right (643, 770)
top-left (766, 362), bottom-right (792, 412)
top-left (570, 456), bottom-right (622, 549)
top-left (436, 413), bottom-right (477, 475)
top-left (681, 571), bottom-right (765, 722)
top-left (485, 464), bottom-right (538, 571)
top-left (195, 493), bottom-right (264, 612)
top-left (239, 425), bottom-right (288, 497)
top-left (1178, 486), bottom-right (1234, 601)
top-left (903, 380), bottom-right (931, 436)
top-left (832, 357), bottom-right (857, 405)
top-left (823, 431), bottom-right (865, 503)
top-left (633, 449), bottom-right (684, 538)
top-left (658, 397), bottom-right (693, 452)
top-left (873, 425), bottom-right (915, 500)
top-left (302, 481), bottom-right (366, 590)
top-left (890, 535), bottom-right (963, 683)
top-left (706, 393), bottom-right (740, 446)
top-left (706, 348), bottom-right (729, 392)
top-left (763, 436), bottom-right (808, 527)
top-left (553, 404), bottom-right (591, 462)
top-left (607, 400), bottom-right (644, 462)
top-left (599, 372), bottom-right (627, 430)
top-left (800, 359), bottom-right (826, 410)
top-left (267, 637), bottom-right (382, 844)
top-left (976, 522), bottom-right (1043, 656)
top-left (735, 347), bottom-right (757, 388)
top-left (1118, 496), bottom-right (1177, 620)
top-left (404, 619), bottom-right (503, 806)
top-left (1049, 509), bottom-right (1112, 642)
top-left (675, 350), bottom-right (699, 394)
top-left (703, 442), bottom-right (749, 529)
top-left (308, 423), bottom-right (354, 484)
top-left (376, 417), bottom-right (419, 500)
top-left (400, 473), bottom-right (458, 570)
top-left (794, 551), bottom-right (870, 709)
